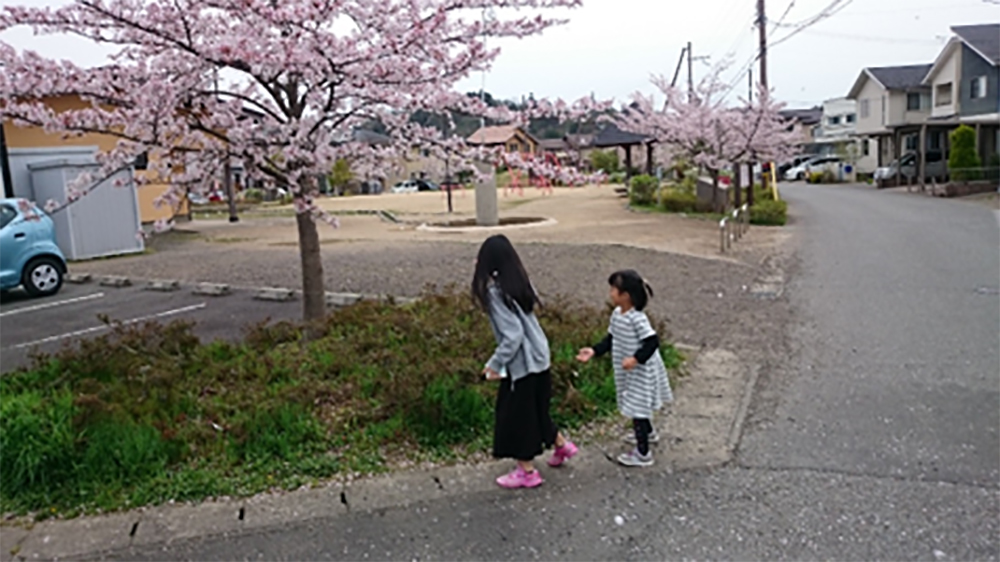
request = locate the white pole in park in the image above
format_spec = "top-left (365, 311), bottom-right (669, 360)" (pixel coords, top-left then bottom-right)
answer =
top-left (475, 6), bottom-right (499, 227)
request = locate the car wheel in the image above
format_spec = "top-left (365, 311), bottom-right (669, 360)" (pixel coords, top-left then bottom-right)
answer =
top-left (22, 257), bottom-right (63, 297)
top-left (797, 172), bottom-right (805, 181)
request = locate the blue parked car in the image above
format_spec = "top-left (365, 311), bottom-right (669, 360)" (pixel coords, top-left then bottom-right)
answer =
top-left (0, 198), bottom-right (67, 297)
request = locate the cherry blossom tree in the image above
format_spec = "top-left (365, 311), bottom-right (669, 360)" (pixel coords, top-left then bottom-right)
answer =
top-left (0, 0), bottom-right (597, 326)
top-left (616, 65), bottom-right (796, 210)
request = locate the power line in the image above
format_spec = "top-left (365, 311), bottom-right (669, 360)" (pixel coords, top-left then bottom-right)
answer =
top-left (790, 29), bottom-right (945, 45)
top-left (768, 0), bottom-right (856, 49)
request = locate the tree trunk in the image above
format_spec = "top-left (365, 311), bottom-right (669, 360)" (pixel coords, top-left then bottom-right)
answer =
top-left (295, 207), bottom-right (326, 332)
top-left (710, 169), bottom-right (720, 213)
top-left (734, 163), bottom-right (743, 209)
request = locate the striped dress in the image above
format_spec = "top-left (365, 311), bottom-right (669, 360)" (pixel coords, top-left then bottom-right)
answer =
top-left (609, 307), bottom-right (673, 419)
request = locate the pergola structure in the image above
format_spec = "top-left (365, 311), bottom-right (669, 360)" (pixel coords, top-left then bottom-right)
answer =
top-left (592, 123), bottom-right (654, 181)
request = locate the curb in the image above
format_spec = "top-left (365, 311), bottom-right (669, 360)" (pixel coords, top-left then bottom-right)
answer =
top-left (63, 274), bottom-right (420, 311)
top-left (98, 275), bottom-right (131, 288)
top-left (144, 279), bottom-right (181, 292)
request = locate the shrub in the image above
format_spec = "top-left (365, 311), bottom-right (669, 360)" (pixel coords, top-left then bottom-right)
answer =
top-left (660, 188), bottom-right (698, 213)
top-left (243, 188), bottom-right (266, 203)
top-left (988, 153), bottom-right (1000, 183)
top-left (589, 149), bottom-right (620, 174)
top-left (750, 199), bottom-right (788, 226)
top-left (1, 288), bottom-right (684, 517)
top-left (752, 183), bottom-right (776, 203)
top-left (949, 125), bottom-right (982, 181)
top-left (807, 170), bottom-right (837, 184)
top-left (608, 171), bottom-right (627, 184)
top-left (629, 174), bottom-right (659, 207)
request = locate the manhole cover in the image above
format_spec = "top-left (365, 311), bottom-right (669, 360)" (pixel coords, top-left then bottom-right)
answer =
top-left (975, 286), bottom-right (999, 295)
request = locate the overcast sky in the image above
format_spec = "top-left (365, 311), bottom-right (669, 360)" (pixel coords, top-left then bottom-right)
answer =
top-left (1, 0), bottom-right (997, 109)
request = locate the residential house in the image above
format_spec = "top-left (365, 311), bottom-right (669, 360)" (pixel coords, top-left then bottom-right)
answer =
top-left (538, 138), bottom-right (572, 166)
top-left (466, 125), bottom-right (539, 155)
top-left (812, 97), bottom-right (878, 173)
top-left (778, 107), bottom-right (823, 153)
top-left (846, 64), bottom-right (934, 171)
top-left (2, 94), bottom-right (188, 223)
top-left (923, 23), bottom-right (999, 166)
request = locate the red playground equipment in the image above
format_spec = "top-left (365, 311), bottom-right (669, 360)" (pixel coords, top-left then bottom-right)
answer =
top-left (501, 151), bottom-right (560, 197)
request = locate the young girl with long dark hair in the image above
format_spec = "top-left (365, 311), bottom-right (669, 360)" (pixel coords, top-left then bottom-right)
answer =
top-left (472, 234), bottom-right (578, 488)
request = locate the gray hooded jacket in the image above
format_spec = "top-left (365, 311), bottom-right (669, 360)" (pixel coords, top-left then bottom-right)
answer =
top-left (485, 284), bottom-right (551, 384)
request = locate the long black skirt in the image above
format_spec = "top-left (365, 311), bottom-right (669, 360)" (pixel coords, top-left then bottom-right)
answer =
top-left (493, 370), bottom-right (558, 461)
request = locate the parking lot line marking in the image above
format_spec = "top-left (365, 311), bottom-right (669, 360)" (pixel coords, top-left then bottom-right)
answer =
top-left (9, 302), bottom-right (208, 350)
top-left (0, 292), bottom-right (106, 318)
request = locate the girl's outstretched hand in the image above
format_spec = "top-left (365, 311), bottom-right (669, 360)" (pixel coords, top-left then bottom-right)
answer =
top-left (483, 366), bottom-right (503, 381)
top-left (576, 348), bottom-right (595, 363)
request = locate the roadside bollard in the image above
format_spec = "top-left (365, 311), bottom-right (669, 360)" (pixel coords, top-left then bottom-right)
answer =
top-left (742, 203), bottom-right (749, 234)
top-left (720, 217), bottom-right (728, 253)
top-left (732, 209), bottom-right (740, 240)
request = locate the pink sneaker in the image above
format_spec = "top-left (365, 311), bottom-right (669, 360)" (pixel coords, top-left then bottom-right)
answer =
top-left (495, 466), bottom-right (543, 489)
top-left (547, 441), bottom-right (579, 467)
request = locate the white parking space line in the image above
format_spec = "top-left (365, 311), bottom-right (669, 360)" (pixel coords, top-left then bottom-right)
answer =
top-left (8, 302), bottom-right (208, 350)
top-left (0, 292), bottom-right (106, 318)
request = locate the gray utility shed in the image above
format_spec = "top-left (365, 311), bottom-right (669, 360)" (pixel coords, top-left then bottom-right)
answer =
top-left (28, 158), bottom-right (144, 261)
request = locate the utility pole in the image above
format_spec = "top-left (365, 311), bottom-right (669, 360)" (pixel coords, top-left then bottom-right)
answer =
top-left (757, 0), bottom-right (768, 91)
top-left (752, 0), bottom-right (768, 205)
top-left (749, 68), bottom-right (753, 102)
top-left (670, 46), bottom-right (686, 89)
top-left (687, 41), bottom-right (694, 99)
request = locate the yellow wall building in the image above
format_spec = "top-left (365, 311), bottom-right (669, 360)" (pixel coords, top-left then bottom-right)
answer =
top-left (2, 95), bottom-right (188, 223)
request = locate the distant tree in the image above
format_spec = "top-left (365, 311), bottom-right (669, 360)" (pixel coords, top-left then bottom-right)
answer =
top-left (329, 160), bottom-right (353, 195)
top-left (590, 150), bottom-right (620, 174)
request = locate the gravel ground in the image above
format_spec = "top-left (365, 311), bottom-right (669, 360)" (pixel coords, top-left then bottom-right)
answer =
top-left (76, 233), bottom-right (781, 350)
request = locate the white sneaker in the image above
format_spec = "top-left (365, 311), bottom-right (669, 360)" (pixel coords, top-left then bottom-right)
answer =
top-left (623, 431), bottom-right (660, 445)
top-left (617, 449), bottom-right (654, 467)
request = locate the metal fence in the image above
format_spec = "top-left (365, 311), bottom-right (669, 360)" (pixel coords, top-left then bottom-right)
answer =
top-left (719, 203), bottom-right (749, 254)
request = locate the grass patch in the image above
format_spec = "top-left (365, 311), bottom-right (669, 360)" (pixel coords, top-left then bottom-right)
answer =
top-left (1, 288), bottom-right (682, 518)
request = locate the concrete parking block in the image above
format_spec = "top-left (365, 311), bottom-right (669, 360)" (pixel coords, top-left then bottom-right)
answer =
top-left (98, 275), bottom-right (131, 287)
top-left (145, 279), bottom-right (181, 292)
top-left (325, 292), bottom-right (363, 307)
top-left (254, 287), bottom-right (296, 302)
top-left (66, 272), bottom-right (92, 284)
top-left (192, 282), bottom-right (231, 296)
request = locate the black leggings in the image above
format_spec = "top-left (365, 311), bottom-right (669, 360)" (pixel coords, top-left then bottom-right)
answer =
top-left (633, 418), bottom-right (653, 455)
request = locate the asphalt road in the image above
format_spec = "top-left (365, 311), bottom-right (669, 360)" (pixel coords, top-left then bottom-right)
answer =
top-left (0, 281), bottom-right (305, 373)
top-left (96, 184), bottom-right (999, 561)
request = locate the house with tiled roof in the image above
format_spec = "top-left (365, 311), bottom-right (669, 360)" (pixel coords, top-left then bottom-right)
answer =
top-left (466, 125), bottom-right (539, 155)
top-left (922, 23), bottom-right (999, 164)
top-left (847, 64), bottom-right (934, 170)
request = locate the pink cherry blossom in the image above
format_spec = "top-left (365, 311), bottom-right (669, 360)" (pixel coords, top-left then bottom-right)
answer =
top-left (1, 0), bottom-right (592, 323)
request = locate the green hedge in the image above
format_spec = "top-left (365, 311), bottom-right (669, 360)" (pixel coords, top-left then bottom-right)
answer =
top-left (629, 175), bottom-right (659, 207)
top-left (750, 199), bottom-right (788, 226)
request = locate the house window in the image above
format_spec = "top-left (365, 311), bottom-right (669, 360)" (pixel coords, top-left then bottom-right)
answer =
top-left (906, 92), bottom-right (921, 111)
top-left (971, 76), bottom-right (987, 99)
top-left (846, 113), bottom-right (856, 124)
top-left (862, 139), bottom-right (870, 156)
top-left (860, 99), bottom-right (870, 118)
top-left (905, 134), bottom-right (918, 151)
top-left (935, 83), bottom-right (953, 106)
top-left (134, 151), bottom-right (149, 170)
top-left (928, 131), bottom-right (942, 150)
top-left (828, 116), bottom-right (841, 126)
